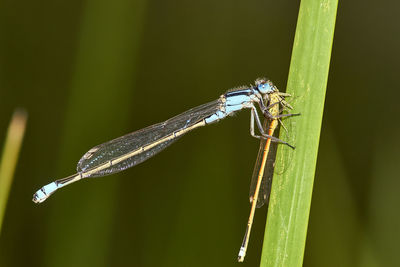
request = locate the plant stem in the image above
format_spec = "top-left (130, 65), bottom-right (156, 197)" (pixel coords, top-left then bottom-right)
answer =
top-left (0, 109), bottom-right (27, 235)
top-left (260, 0), bottom-right (338, 266)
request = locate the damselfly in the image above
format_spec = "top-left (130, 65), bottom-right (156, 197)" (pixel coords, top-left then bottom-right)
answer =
top-left (32, 78), bottom-right (298, 261)
top-left (238, 90), bottom-right (295, 262)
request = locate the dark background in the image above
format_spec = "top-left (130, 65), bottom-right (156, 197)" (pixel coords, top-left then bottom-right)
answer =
top-left (0, 0), bottom-right (399, 266)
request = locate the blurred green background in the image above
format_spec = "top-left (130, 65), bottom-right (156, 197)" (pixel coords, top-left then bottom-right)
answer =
top-left (0, 0), bottom-right (399, 266)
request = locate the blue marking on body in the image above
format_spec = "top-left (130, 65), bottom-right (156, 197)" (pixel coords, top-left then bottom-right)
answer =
top-left (225, 88), bottom-right (252, 98)
top-left (225, 104), bottom-right (244, 114)
top-left (34, 189), bottom-right (46, 200)
top-left (43, 182), bottom-right (58, 194)
top-left (205, 110), bottom-right (226, 124)
top-left (225, 94), bottom-right (252, 107)
top-left (224, 91), bottom-right (258, 116)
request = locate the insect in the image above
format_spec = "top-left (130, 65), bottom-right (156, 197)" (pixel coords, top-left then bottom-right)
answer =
top-left (238, 90), bottom-right (296, 262)
top-left (32, 78), bottom-right (298, 261)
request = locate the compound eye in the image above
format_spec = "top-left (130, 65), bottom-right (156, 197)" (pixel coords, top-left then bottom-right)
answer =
top-left (257, 82), bottom-right (272, 94)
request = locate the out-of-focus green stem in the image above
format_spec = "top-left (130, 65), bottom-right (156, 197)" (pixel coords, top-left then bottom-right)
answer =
top-left (0, 109), bottom-right (27, 234)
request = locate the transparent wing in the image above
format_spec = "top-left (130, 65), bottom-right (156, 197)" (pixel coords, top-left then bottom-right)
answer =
top-left (249, 119), bottom-right (279, 208)
top-left (77, 99), bottom-right (222, 178)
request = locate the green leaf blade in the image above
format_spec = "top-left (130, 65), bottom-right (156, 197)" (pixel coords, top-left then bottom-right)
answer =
top-left (260, 0), bottom-right (339, 266)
